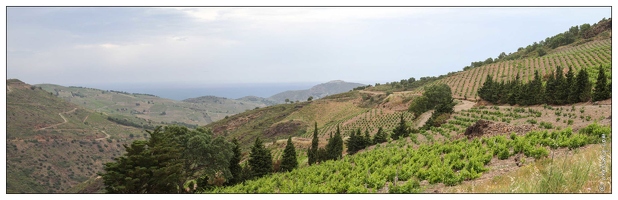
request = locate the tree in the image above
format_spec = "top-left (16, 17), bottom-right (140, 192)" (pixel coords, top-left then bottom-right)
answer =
top-left (308, 122), bottom-right (319, 166)
top-left (346, 129), bottom-right (362, 155)
top-left (280, 137), bottom-right (298, 172)
top-left (565, 66), bottom-right (578, 104)
top-left (227, 138), bottom-right (242, 185)
top-left (391, 113), bottom-right (409, 140)
top-left (100, 127), bottom-right (185, 193)
top-left (373, 127), bottom-right (387, 144)
top-left (307, 96), bottom-right (313, 101)
top-left (425, 84), bottom-right (455, 113)
top-left (554, 66), bottom-right (567, 105)
top-left (325, 125), bottom-right (343, 161)
top-left (363, 129), bottom-right (372, 146)
top-left (530, 70), bottom-right (544, 105)
top-left (545, 70), bottom-right (556, 104)
top-left (248, 137), bottom-right (272, 178)
top-left (537, 48), bottom-right (546, 57)
top-left (593, 65), bottom-right (610, 101)
top-left (408, 96), bottom-right (430, 117)
top-left (285, 99), bottom-right (290, 104)
top-left (575, 68), bottom-right (592, 102)
top-left (100, 125), bottom-right (234, 193)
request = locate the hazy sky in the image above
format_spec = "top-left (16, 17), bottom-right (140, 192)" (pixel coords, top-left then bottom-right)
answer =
top-left (7, 7), bottom-right (611, 88)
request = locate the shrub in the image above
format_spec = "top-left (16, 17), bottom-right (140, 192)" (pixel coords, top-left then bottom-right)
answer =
top-left (539, 122), bottom-right (553, 129)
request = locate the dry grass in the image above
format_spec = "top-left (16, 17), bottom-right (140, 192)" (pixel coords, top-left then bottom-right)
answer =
top-left (443, 143), bottom-right (612, 193)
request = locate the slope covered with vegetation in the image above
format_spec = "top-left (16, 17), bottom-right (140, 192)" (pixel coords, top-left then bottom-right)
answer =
top-left (42, 17), bottom-right (614, 193)
top-left (7, 79), bottom-right (145, 193)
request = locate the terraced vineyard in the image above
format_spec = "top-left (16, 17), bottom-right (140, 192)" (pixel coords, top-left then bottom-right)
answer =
top-left (427, 39), bottom-right (611, 100)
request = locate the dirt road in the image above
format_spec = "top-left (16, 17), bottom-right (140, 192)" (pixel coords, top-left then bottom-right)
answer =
top-left (36, 108), bottom-right (77, 131)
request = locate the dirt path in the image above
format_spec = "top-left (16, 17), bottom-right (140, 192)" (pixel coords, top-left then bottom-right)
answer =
top-left (7, 85), bottom-right (12, 93)
top-left (454, 100), bottom-right (475, 112)
top-left (36, 108), bottom-right (77, 131)
top-left (359, 90), bottom-right (386, 95)
top-left (95, 131), bottom-right (111, 141)
top-left (83, 115), bottom-right (89, 123)
top-left (414, 110), bottom-right (434, 128)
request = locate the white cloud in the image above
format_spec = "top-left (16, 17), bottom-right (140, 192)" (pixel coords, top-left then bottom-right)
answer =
top-left (173, 7), bottom-right (450, 23)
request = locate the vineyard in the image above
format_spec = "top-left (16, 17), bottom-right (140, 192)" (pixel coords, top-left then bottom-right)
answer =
top-left (207, 122), bottom-right (610, 193)
top-left (427, 39), bottom-right (611, 100)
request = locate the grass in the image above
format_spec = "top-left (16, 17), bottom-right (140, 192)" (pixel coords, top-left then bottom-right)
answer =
top-left (443, 143), bottom-right (611, 193)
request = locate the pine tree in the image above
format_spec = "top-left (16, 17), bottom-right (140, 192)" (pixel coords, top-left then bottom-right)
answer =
top-left (280, 137), bottom-right (298, 172)
top-left (101, 127), bottom-right (185, 193)
top-left (565, 66), bottom-right (577, 104)
top-left (326, 125), bottom-right (343, 161)
top-left (373, 127), bottom-right (387, 144)
top-left (576, 68), bottom-right (592, 102)
top-left (478, 75), bottom-right (494, 102)
top-left (554, 66), bottom-right (567, 105)
top-left (346, 129), bottom-right (361, 155)
top-left (308, 122), bottom-right (319, 165)
top-left (363, 129), bottom-right (372, 146)
top-left (545, 70), bottom-right (556, 104)
top-left (391, 113), bottom-right (409, 140)
top-left (592, 65), bottom-right (610, 101)
top-left (248, 137), bottom-right (272, 178)
top-left (227, 138), bottom-right (242, 185)
top-left (531, 70), bottom-right (544, 105)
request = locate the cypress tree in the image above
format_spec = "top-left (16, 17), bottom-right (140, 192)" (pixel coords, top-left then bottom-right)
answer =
top-left (280, 137), bottom-right (298, 172)
top-left (308, 122), bottom-right (319, 166)
top-left (373, 127), bottom-right (387, 144)
top-left (545, 70), bottom-right (556, 104)
top-left (531, 70), bottom-right (544, 105)
top-left (392, 113), bottom-right (409, 140)
top-left (565, 66), bottom-right (577, 104)
top-left (576, 68), bottom-right (592, 102)
top-left (592, 65), bottom-right (610, 101)
top-left (363, 129), bottom-right (372, 146)
top-left (248, 137), bottom-right (272, 178)
top-left (346, 131), bottom-right (358, 155)
top-left (227, 138), bottom-right (242, 185)
top-left (326, 125), bottom-right (343, 161)
top-left (554, 66), bottom-right (567, 105)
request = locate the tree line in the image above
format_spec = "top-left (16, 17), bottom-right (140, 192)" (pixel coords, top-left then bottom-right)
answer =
top-left (463, 18), bottom-right (611, 71)
top-left (478, 65), bottom-right (610, 106)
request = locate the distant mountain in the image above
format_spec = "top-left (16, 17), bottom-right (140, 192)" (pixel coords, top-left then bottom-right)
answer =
top-left (236, 95), bottom-right (279, 106)
top-left (269, 80), bottom-right (366, 103)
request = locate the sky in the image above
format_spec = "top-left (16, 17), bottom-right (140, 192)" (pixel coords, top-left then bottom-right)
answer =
top-left (6, 7), bottom-right (612, 90)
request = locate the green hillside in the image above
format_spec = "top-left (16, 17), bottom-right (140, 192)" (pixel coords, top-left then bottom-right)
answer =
top-left (7, 79), bottom-right (145, 193)
top-left (37, 84), bottom-right (272, 126)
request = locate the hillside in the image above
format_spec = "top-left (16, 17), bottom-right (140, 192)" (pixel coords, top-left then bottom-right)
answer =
top-left (269, 80), bottom-right (366, 103)
top-left (22, 18), bottom-right (612, 194)
top-left (37, 84), bottom-right (272, 125)
top-left (6, 79), bottom-right (145, 193)
top-left (194, 23), bottom-right (611, 194)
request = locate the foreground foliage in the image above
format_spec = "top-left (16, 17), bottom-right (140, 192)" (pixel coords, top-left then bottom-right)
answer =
top-left (206, 123), bottom-right (610, 193)
top-left (100, 126), bottom-right (233, 193)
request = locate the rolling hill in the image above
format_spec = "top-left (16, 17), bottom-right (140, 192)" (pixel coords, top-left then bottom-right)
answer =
top-left (37, 84), bottom-right (273, 126)
top-left (268, 80), bottom-right (366, 103)
top-left (6, 79), bottom-right (145, 193)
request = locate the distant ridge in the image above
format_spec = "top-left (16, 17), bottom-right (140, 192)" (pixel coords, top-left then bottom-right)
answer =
top-left (268, 80), bottom-right (365, 102)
